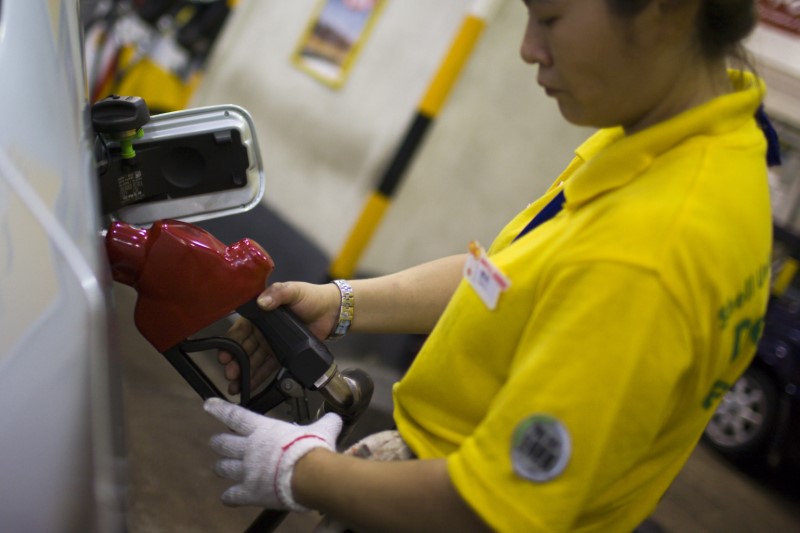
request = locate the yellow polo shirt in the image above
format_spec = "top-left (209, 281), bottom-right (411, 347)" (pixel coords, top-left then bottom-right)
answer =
top-left (393, 71), bottom-right (772, 532)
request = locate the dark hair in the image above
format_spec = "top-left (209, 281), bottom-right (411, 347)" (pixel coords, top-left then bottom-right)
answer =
top-left (606, 0), bottom-right (757, 61)
top-left (696, 0), bottom-right (757, 59)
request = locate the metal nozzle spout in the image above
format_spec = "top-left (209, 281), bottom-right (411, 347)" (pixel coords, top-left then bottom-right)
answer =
top-left (317, 367), bottom-right (374, 424)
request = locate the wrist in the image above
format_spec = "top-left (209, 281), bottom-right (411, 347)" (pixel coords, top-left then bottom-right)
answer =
top-left (279, 437), bottom-right (334, 512)
top-left (291, 447), bottom-right (334, 510)
top-left (328, 279), bottom-right (354, 339)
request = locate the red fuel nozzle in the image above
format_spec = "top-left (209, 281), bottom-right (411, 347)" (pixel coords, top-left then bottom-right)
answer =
top-left (106, 220), bottom-right (275, 352)
top-left (106, 219), bottom-right (371, 434)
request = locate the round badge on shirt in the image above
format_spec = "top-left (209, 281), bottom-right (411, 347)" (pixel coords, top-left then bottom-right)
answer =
top-left (511, 414), bottom-right (571, 482)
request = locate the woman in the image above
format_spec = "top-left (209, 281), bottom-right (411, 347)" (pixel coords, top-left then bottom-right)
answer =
top-left (205, 0), bottom-right (776, 530)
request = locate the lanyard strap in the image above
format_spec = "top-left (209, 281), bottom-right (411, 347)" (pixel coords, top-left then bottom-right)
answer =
top-left (513, 189), bottom-right (565, 242)
top-left (755, 104), bottom-right (782, 168)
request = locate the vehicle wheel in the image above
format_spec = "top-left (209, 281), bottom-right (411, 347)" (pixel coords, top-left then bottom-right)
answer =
top-left (703, 366), bottom-right (778, 461)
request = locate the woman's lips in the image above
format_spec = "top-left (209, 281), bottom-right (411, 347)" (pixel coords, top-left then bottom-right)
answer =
top-left (539, 83), bottom-right (560, 97)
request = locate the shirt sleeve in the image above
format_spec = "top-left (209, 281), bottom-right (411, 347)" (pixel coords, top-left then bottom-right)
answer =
top-left (447, 260), bottom-right (695, 532)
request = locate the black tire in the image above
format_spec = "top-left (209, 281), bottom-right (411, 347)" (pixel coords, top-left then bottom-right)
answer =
top-left (703, 366), bottom-right (779, 461)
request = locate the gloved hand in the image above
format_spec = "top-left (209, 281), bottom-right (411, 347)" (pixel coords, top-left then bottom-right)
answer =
top-left (204, 398), bottom-right (343, 510)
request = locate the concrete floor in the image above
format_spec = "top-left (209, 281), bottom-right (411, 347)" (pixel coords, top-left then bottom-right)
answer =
top-left (117, 206), bottom-right (800, 532)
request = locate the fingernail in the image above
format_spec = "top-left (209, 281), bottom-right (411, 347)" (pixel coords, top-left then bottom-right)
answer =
top-left (257, 295), bottom-right (273, 308)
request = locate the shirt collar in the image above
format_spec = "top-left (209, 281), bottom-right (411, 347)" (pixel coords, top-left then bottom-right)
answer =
top-left (563, 70), bottom-right (765, 209)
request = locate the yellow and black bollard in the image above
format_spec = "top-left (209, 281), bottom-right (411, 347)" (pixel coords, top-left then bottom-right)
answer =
top-left (328, 0), bottom-right (505, 280)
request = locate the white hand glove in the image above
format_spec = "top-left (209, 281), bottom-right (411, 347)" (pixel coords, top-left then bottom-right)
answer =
top-left (204, 398), bottom-right (342, 511)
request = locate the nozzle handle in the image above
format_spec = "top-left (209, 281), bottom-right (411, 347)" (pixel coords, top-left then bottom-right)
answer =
top-left (162, 336), bottom-right (250, 404)
top-left (237, 299), bottom-right (335, 390)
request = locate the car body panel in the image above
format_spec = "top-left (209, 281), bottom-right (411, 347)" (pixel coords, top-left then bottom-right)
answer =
top-left (0, 1), bottom-right (126, 531)
top-left (754, 295), bottom-right (800, 466)
top-left (0, 1), bottom-right (265, 530)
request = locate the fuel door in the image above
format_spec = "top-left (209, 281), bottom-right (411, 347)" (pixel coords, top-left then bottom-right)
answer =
top-left (93, 95), bottom-right (265, 226)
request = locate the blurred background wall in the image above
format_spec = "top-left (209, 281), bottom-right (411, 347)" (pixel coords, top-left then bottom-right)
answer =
top-left (190, 0), bottom-right (593, 275)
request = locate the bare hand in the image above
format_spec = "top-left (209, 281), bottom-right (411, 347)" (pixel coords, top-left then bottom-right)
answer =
top-left (217, 316), bottom-right (279, 395)
top-left (218, 281), bottom-right (340, 395)
top-left (255, 281), bottom-right (340, 341)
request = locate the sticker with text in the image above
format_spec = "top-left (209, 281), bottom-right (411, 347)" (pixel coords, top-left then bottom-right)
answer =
top-left (511, 414), bottom-right (571, 482)
top-left (464, 241), bottom-right (510, 310)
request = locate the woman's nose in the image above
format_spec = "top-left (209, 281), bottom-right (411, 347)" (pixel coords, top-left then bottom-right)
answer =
top-left (520, 21), bottom-right (551, 66)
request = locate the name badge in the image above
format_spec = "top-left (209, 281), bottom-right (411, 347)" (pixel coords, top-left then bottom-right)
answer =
top-left (464, 241), bottom-right (510, 310)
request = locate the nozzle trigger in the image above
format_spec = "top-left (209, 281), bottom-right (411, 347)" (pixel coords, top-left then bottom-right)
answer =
top-left (163, 336), bottom-right (252, 405)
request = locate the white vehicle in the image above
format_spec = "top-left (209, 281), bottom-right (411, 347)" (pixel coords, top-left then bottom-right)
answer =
top-left (0, 1), bottom-right (266, 530)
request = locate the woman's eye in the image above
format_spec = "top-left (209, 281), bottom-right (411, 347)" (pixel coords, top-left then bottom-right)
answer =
top-left (538, 16), bottom-right (558, 27)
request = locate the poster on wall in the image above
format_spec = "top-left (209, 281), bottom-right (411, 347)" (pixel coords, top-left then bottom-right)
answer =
top-left (293, 0), bottom-right (387, 89)
top-left (757, 0), bottom-right (800, 36)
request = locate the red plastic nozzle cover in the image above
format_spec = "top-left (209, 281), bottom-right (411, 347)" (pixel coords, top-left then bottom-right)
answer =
top-left (106, 220), bottom-right (275, 352)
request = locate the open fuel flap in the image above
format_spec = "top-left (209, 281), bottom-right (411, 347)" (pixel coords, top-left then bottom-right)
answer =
top-left (92, 94), bottom-right (265, 226)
